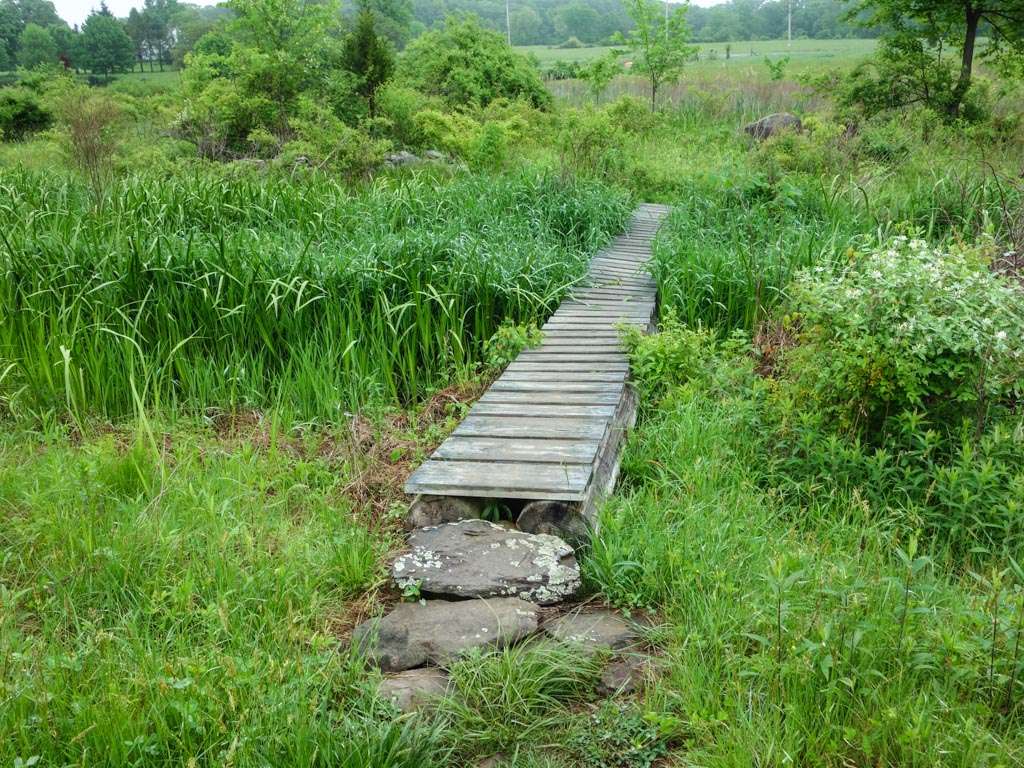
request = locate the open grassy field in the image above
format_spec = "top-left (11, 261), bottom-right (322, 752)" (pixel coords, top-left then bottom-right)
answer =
top-left (2, 12), bottom-right (1024, 768)
top-left (519, 36), bottom-right (879, 67)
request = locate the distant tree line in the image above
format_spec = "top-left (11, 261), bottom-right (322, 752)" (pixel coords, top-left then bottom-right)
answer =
top-left (401, 0), bottom-right (879, 46)
top-left (0, 0), bottom-right (230, 74)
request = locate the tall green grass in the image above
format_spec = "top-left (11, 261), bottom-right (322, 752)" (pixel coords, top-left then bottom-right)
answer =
top-left (651, 167), bottom-right (1022, 331)
top-left (0, 167), bottom-right (631, 421)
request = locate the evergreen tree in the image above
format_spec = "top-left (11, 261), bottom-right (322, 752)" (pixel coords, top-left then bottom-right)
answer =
top-left (344, 6), bottom-right (395, 116)
top-left (16, 20), bottom-right (55, 68)
top-left (78, 3), bottom-right (134, 77)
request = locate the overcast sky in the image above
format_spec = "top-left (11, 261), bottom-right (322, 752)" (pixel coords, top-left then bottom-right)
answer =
top-left (53, 0), bottom-right (726, 30)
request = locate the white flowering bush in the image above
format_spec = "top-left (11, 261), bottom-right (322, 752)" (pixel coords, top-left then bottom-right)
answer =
top-left (785, 236), bottom-right (1024, 432)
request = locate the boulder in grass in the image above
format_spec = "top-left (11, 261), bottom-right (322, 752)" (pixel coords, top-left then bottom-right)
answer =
top-left (744, 112), bottom-right (802, 140)
top-left (353, 597), bottom-right (539, 672)
top-left (378, 668), bottom-right (450, 712)
top-left (544, 609), bottom-right (638, 654)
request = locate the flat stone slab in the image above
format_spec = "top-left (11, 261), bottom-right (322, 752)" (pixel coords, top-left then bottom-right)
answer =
top-left (597, 656), bottom-right (647, 696)
top-left (392, 519), bottom-right (581, 605)
top-left (544, 609), bottom-right (638, 652)
top-left (378, 668), bottom-right (450, 712)
top-left (353, 597), bottom-right (539, 672)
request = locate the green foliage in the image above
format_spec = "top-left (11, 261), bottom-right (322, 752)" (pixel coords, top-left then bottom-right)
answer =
top-left (567, 702), bottom-right (676, 768)
top-left (280, 96), bottom-right (389, 176)
top-left (783, 236), bottom-right (1024, 433)
top-left (15, 22), bottom-right (54, 68)
top-left (0, 85), bottom-right (50, 139)
top-left (763, 53), bottom-right (790, 81)
top-left (615, 0), bottom-right (696, 110)
top-left (0, 167), bottom-right (630, 421)
top-left (77, 5), bottom-right (135, 76)
top-left (398, 16), bottom-right (551, 110)
top-left (557, 105), bottom-right (625, 179)
top-left (622, 309), bottom-right (715, 403)
top-left (344, 7), bottom-right (395, 116)
top-left (440, 641), bottom-right (601, 755)
top-left (581, 49), bottom-right (620, 103)
top-left (483, 320), bottom-right (543, 371)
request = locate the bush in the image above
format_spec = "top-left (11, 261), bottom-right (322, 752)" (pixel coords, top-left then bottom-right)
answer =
top-left (558, 36), bottom-right (584, 49)
top-left (781, 236), bottom-right (1024, 435)
top-left (0, 87), bottom-right (52, 141)
top-left (398, 17), bottom-right (551, 110)
top-left (557, 107), bottom-right (625, 179)
top-left (279, 97), bottom-right (389, 177)
top-left (375, 83), bottom-right (443, 149)
top-left (623, 309), bottom-right (715, 403)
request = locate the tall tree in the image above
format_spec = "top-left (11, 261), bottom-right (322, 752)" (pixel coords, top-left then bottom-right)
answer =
top-left (16, 20), bottom-right (55, 67)
top-left (852, 0), bottom-right (1024, 116)
top-left (617, 0), bottom-right (696, 111)
top-left (0, 1), bottom-right (20, 69)
top-left (77, 3), bottom-right (135, 77)
top-left (343, 5), bottom-right (394, 116)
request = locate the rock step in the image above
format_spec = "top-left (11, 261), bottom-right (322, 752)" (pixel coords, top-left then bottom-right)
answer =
top-left (392, 519), bottom-right (581, 605)
top-left (353, 597), bottom-right (539, 672)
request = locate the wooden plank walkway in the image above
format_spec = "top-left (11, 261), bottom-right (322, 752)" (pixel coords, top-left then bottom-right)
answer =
top-left (404, 203), bottom-right (670, 514)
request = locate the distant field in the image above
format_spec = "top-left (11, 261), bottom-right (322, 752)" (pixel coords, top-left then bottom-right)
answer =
top-left (519, 37), bottom-right (878, 67)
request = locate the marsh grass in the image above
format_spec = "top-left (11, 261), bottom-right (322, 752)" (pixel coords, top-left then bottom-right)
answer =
top-left (0, 167), bottom-right (630, 423)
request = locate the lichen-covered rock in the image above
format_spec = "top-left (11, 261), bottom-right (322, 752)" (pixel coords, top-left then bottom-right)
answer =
top-left (544, 609), bottom-right (638, 653)
top-left (378, 668), bottom-right (450, 712)
top-left (743, 112), bottom-right (802, 140)
top-left (392, 519), bottom-right (580, 605)
top-left (353, 597), bottom-right (539, 672)
top-left (597, 656), bottom-right (647, 696)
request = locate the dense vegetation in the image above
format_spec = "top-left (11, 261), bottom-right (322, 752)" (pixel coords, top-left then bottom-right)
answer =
top-left (1, 0), bottom-right (1023, 764)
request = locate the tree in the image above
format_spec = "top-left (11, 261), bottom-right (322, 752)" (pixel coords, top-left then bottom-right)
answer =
top-left (0, 0), bottom-right (23, 69)
top-left (343, 6), bottom-right (394, 116)
top-left (77, 4), bottom-right (135, 77)
top-left (582, 50), bottom-right (621, 103)
top-left (17, 21), bottom-right (55, 67)
top-left (852, 0), bottom-right (1024, 117)
top-left (399, 16), bottom-right (551, 109)
top-left (617, 0), bottom-right (696, 111)
top-left (125, 8), bottom-right (148, 70)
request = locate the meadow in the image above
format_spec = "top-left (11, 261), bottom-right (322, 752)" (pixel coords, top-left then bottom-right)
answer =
top-left (2, 20), bottom-right (1024, 768)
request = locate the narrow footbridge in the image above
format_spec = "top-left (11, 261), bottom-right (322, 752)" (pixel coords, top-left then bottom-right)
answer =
top-left (404, 203), bottom-right (670, 527)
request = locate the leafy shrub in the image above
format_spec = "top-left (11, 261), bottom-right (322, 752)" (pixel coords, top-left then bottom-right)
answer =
top-left (398, 17), bottom-right (551, 110)
top-left (558, 36), bottom-right (584, 49)
top-left (557, 107), bottom-right (625, 179)
top-left (623, 310), bottom-right (715, 403)
top-left (604, 96), bottom-right (656, 134)
top-left (0, 87), bottom-right (52, 141)
top-left (483, 320), bottom-right (543, 371)
top-left (567, 701), bottom-right (679, 768)
top-left (781, 236), bottom-right (1024, 434)
top-left (375, 83), bottom-right (443, 148)
top-left (279, 97), bottom-right (389, 177)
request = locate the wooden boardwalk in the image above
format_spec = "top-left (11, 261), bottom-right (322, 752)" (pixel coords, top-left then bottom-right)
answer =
top-left (404, 203), bottom-right (670, 515)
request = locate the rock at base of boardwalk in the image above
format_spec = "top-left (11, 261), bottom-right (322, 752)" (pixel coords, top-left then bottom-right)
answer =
top-left (353, 597), bottom-right (539, 672)
top-left (743, 112), bottom-right (802, 140)
top-left (392, 519), bottom-right (580, 605)
top-left (597, 656), bottom-right (647, 696)
top-left (406, 495), bottom-right (484, 530)
top-left (544, 609), bottom-right (638, 653)
top-left (517, 500), bottom-right (590, 549)
top-left (378, 668), bottom-right (450, 712)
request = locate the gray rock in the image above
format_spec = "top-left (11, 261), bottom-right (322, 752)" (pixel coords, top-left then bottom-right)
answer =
top-left (544, 609), bottom-right (638, 653)
top-left (743, 112), bottom-right (802, 140)
top-left (597, 656), bottom-right (646, 696)
top-left (406, 495), bottom-right (483, 531)
top-left (423, 149), bottom-right (446, 161)
top-left (353, 597), bottom-right (539, 672)
top-left (378, 668), bottom-right (450, 712)
top-left (517, 500), bottom-right (590, 549)
top-left (385, 150), bottom-right (421, 167)
top-left (392, 519), bottom-right (580, 605)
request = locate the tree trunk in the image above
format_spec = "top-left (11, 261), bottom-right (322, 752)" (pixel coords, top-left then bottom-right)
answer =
top-left (949, 6), bottom-right (982, 118)
top-left (650, 78), bottom-right (657, 112)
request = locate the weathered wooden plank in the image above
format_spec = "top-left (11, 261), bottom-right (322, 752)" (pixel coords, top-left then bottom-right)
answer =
top-left (406, 459), bottom-right (589, 499)
top-left (455, 416), bottom-right (608, 440)
top-left (471, 402), bottom-right (617, 418)
top-left (506, 360), bottom-right (627, 371)
top-left (479, 390), bottom-right (622, 405)
top-left (488, 380), bottom-right (624, 393)
top-left (433, 436), bottom-right (600, 464)
top-left (500, 370), bottom-right (626, 383)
